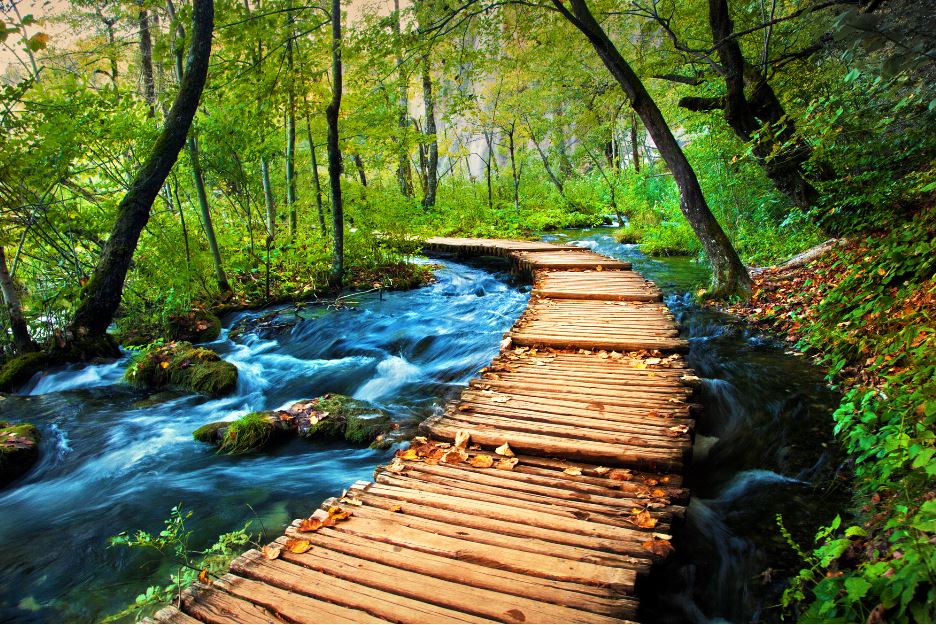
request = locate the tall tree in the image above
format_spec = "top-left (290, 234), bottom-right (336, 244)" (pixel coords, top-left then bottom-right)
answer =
top-left (70, 0), bottom-right (215, 339)
top-left (0, 246), bottom-right (37, 354)
top-left (138, 2), bottom-right (157, 116)
top-left (421, 51), bottom-right (439, 209)
top-left (326, 0), bottom-right (344, 284)
top-left (285, 7), bottom-right (298, 239)
top-left (550, 0), bottom-right (750, 295)
top-left (392, 0), bottom-right (413, 197)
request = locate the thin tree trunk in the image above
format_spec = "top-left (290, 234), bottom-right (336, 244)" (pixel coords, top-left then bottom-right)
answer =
top-left (326, 0), bottom-right (344, 285)
top-left (392, 0), bottom-right (413, 197)
top-left (0, 246), bottom-right (37, 353)
top-left (525, 117), bottom-right (564, 196)
top-left (553, 0), bottom-right (750, 296)
top-left (261, 155), bottom-right (275, 299)
top-left (285, 16), bottom-right (298, 238)
top-left (507, 123), bottom-right (521, 215)
top-left (303, 100), bottom-right (326, 233)
top-left (71, 0), bottom-right (214, 339)
top-left (421, 52), bottom-right (439, 209)
top-left (138, 4), bottom-right (157, 116)
top-left (630, 112), bottom-right (641, 173)
top-left (168, 0), bottom-right (231, 295)
top-left (353, 155), bottom-right (367, 186)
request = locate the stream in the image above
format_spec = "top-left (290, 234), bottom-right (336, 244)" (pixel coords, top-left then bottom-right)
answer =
top-left (0, 229), bottom-right (842, 623)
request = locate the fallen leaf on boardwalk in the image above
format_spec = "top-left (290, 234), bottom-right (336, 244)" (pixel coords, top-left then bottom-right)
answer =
top-left (198, 569), bottom-right (210, 584)
top-left (285, 538), bottom-right (312, 554)
top-left (442, 448), bottom-right (468, 464)
top-left (643, 478), bottom-right (659, 486)
top-left (339, 496), bottom-right (363, 506)
top-left (651, 489), bottom-right (667, 498)
top-left (469, 454), bottom-right (494, 468)
top-left (598, 350), bottom-right (609, 359)
top-left (298, 518), bottom-right (324, 532)
top-left (495, 442), bottom-right (515, 457)
top-left (261, 545), bottom-right (282, 560)
top-left (389, 505), bottom-right (403, 513)
top-left (628, 510), bottom-right (657, 529)
top-left (633, 362), bottom-right (647, 370)
top-left (609, 351), bottom-right (623, 360)
top-left (412, 436), bottom-right (428, 445)
top-left (454, 430), bottom-right (471, 449)
top-left (563, 466), bottom-right (582, 476)
top-left (468, 444), bottom-right (481, 450)
top-left (397, 448), bottom-right (420, 461)
top-left (642, 538), bottom-right (675, 557)
top-left (645, 358), bottom-right (661, 365)
top-left (594, 466), bottom-right (611, 475)
top-left (608, 469), bottom-right (633, 481)
top-left (667, 425), bottom-right (690, 436)
top-left (328, 506), bottom-right (353, 521)
top-left (596, 265), bottom-right (603, 271)
top-left (495, 457), bottom-right (518, 471)
top-left (385, 458), bottom-right (406, 474)
top-left (489, 394), bottom-right (511, 403)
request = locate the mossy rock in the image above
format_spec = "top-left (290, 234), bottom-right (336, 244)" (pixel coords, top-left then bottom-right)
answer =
top-left (1, 421), bottom-right (40, 486)
top-left (168, 312), bottom-right (222, 343)
top-left (124, 341), bottom-right (237, 397)
top-left (0, 352), bottom-right (51, 392)
top-left (300, 394), bottom-right (394, 448)
top-left (192, 395), bottom-right (395, 455)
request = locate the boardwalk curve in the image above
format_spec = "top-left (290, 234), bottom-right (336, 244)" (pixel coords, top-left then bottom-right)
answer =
top-left (151, 237), bottom-right (697, 625)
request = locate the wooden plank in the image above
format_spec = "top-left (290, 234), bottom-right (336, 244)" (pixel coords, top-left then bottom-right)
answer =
top-left (151, 606), bottom-right (203, 624)
top-left (231, 551), bottom-right (480, 624)
top-left (180, 581), bottom-right (282, 624)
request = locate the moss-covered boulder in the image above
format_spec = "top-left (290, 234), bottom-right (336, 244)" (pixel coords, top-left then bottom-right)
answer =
top-left (192, 395), bottom-right (395, 454)
top-left (0, 352), bottom-right (51, 392)
top-left (124, 341), bottom-right (237, 397)
top-left (0, 336), bottom-right (121, 393)
top-left (1, 421), bottom-right (40, 486)
top-left (168, 311), bottom-right (222, 343)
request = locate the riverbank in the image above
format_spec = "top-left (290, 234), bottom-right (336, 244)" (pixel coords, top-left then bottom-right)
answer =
top-left (713, 210), bottom-right (935, 623)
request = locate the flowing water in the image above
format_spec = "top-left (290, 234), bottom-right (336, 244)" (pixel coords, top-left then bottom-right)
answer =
top-left (0, 230), bottom-right (843, 623)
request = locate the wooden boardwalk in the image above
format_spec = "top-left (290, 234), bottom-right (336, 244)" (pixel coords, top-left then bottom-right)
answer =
top-left (152, 237), bottom-right (697, 624)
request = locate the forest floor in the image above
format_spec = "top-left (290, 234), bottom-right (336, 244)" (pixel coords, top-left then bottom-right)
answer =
top-left (710, 210), bottom-right (935, 621)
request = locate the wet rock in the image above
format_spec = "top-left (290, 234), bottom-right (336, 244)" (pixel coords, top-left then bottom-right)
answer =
top-left (124, 341), bottom-right (237, 397)
top-left (192, 394), bottom-right (395, 454)
top-left (168, 311), bottom-right (222, 343)
top-left (0, 352), bottom-right (51, 392)
top-left (0, 336), bottom-right (121, 393)
top-left (0, 421), bottom-right (40, 486)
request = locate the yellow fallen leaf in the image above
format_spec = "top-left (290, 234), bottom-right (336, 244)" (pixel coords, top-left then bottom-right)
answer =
top-left (608, 469), bottom-right (633, 481)
top-left (397, 448), bottom-right (420, 461)
top-left (454, 430), bottom-right (471, 449)
top-left (261, 545), bottom-right (282, 560)
top-left (339, 496), bottom-right (363, 506)
top-left (594, 466), bottom-right (611, 475)
top-left (494, 442), bottom-right (515, 457)
top-left (198, 568), bottom-right (210, 584)
top-left (442, 447), bottom-right (467, 464)
top-left (160, 361), bottom-right (170, 369)
top-left (563, 466), bottom-right (582, 476)
top-left (469, 454), bottom-right (494, 468)
top-left (628, 510), bottom-right (657, 529)
top-left (328, 506), bottom-right (353, 521)
top-left (297, 518), bottom-right (324, 532)
top-left (651, 488), bottom-right (667, 498)
top-left (389, 504), bottom-right (403, 513)
top-left (489, 394), bottom-right (511, 403)
top-left (285, 538), bottom-right (312, 553)
top-left (495, 457), bottom-right (518, 471)
top-left (641, 538), bottom-right (674, 557)
top-left (598, 350), bottom-right (609, 359)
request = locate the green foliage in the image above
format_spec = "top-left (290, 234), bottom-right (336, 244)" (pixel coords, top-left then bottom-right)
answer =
top-left (774, 208), bottom-right (936, 622)
top-left (106, 505), bottom-right (257, 622)
top-left (217, 412), bottom-right (275, 454)
top-left (124, 341), bottom-right (238, 397)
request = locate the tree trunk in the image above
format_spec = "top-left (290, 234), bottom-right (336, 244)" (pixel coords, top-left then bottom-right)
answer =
top-left (303, 101), bottom-right (326, 233)
top-left (71, 0), bottom-right (214, 339)
top-left (392, 0), bottom-right (413, 197)
top-left (553, 0), bottom-right (749, 296)
top-left (525, 117), bottom-right (564, 196)
top-left (168, 0), bottom-right (231, 295)
top-left (326, 0), bottom-right (344, 285)
top-left (138, 4), bottom-right (157, 116)
top-left (704, 0), bottom-right (821, 209)
top-left (261, 154), bottom-right (275, 299)
top-left (285, 20), bottom-right (298, 239)
top-left (353, 155), bottom-right (367, 186)
top-left (507, 123), bottom-right (521, 216)
top-left (0, 246), bottom-right (37, 353)
top-left (630, 112), bottom-right (640, 173)
top-left (421, 52), bottom-right (439, 209)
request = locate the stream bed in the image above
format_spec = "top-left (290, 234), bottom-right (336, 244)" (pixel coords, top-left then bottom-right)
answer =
top-left (0, 229), bottom-right (843, 623)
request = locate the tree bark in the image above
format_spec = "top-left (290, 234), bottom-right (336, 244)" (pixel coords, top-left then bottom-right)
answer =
top-left (704, 0), bottom-right (821, 209)
top-left (392, 0), bottom-right (413, 197)
top-left (421, 51), bottom-right (439, 209)
top-left (525, 117), bottom-right (564, 196)
top-left (71, 0), bottom-right (214, 339)
top-left (168, 0), bottom-right (231, 295)
top-left (327, 0), bottom-right (344, 285)
top-left (353, 154), bottom-right (367, 186)
top-left (506, 122), bottom-right (521, 216)
top-left (138, 4), bottom-right (157, 116)
top-left (303, 101), bottom-right (326, 233)
top-left (553, 0), bottom-right (750, 296)
top-left (285, 14), bottom-right (298, 239)
top-left (0, 246), bottom-right (37, 353)
top-left (630, 112), bottom-right (641, 173)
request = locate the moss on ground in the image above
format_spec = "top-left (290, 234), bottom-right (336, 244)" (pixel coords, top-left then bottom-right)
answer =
top-left (1, 420), bottom-right (40, 486)
top-left (0, 352), bottom-right (51, 392)
top-left (124, 341), bottom-right (237, 397)
top-left (302, 394), bottom-right (394, 447)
